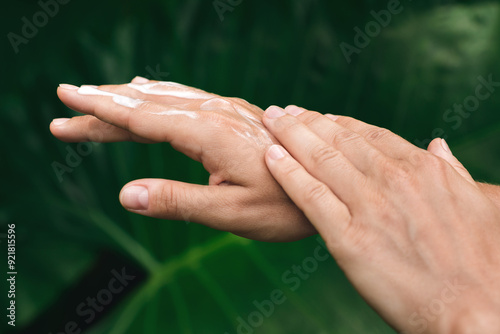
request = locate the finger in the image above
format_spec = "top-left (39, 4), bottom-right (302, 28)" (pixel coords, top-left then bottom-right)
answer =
top-left (284, 105), bottom-right (387, 175)
top-left (302, 109), bottom-right (416, 160)
top-left (427, 138), bottom-right (476, 185)
top-left (119, 179), bottom-right (251, 234)
top-left (264, 145), bottom-right (351, 247)
top-left (98, 82), bottom-right (261, 124)
top-left (263, 106), bottom-right (367, 206)
top-left (57, 85), bottom-right (201, 144)
top-left (50, 115), bottom-right (154, 143)
top-left (96, 80), bottom-right (217, 105)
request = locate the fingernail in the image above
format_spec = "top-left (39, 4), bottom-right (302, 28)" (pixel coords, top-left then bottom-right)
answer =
top-left (265, 106), bottom-right (286, 119)
top-left (59, 84), bottom-right (79, 90)
top-left (132, 76), bottom-right (149, 83)
top-left (285, 105), bottom-right (305, 116)
top-left (325, 114), bottom-right (339, 121)
top-left (52, 118), bottom-right (70, 126)
top-left (121, 186), bottom-right (149, 210)
top-left (441, 138), bottom-right (450, 152)
top-left (268, 145), bottom-right (287, 160)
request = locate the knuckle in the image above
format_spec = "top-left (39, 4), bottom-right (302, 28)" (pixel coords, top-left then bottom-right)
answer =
top-left (274, 115), bottom-right (301, 132)
top-left (364, 127), bottom-right (392, 141)
top-left (280, 162), bottom-right (304, 180)
top-left (155, 183), bottom-right (181, 217)
top-left (299, 111), bottom-right (322, 125)
top-left (309, 144), bottom-right (343, 167)
top-left (385, 160), bottom-right (416, 188)
top-left (303, 182), bottom-right (330, 205)
top-left (424, 154), bottom-right (447, 170)
top-left (408, 150), bottom-right (428, 166)
top-left (334, 115), bottom-right (355, 127)
top-left (422, 154), bottom-right (450, 177)
top-left (86, 117), bottom-right (112, 142)
top-left (370, 150), bottom-right (390, 169)
top-left (333, 221), bottom-right (370, 259)
top-left (332, 130), bottom-right (361, 146)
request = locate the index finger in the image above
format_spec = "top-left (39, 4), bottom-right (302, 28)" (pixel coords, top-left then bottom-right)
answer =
top-left (57, 85), bottom-right (201, 144)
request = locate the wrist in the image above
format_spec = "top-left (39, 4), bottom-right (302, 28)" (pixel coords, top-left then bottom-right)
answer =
top-left (440, 293), bottom-right (500, 334)
top-left (447, 311), bottom-right (500, 334)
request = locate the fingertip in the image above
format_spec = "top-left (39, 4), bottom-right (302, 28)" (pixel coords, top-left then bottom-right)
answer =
top-left (59, 84), bottom-right (79, 90)
top-left (264, 105), bottom-right (282, 112)
top-left (120, 185), bottom-right (149, 211)
top-left (284, 105), bottom-right (305, 116)
top-left (50, 118), bottom-right (70, 136)
top-left (57, 84), bottom-right (79, 98)
top-left (441, 138), bottom-right (450, 152)
top-left (52, 118), bottom-right (70, 126)
top-left (264, 105), bottom-right (286, 119)
top-left (324, 114), bottom-right (339, 121)
top-left (427, 138), bottom-right (445, 155)
top-left (131, 76), bottom-right (149, 84)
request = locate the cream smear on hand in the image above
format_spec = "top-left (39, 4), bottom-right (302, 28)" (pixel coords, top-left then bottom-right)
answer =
top-left (127, 82), bottom-right (215, 100)
top-left (153, 109), bottom-right (199, 119)
top-left (77, 86), bottom-right (144, 108)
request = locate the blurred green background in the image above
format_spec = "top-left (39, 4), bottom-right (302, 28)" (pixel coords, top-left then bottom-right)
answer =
top-left (1, 0), bottom-right (500, 333)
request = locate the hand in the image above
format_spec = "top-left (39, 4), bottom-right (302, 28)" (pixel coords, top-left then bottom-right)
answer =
top-left (51, 78), bottom-right (315, 242)
top-left (262, 105), bottom-right (500, 333)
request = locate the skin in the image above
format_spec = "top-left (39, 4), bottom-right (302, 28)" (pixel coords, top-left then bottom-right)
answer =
top-left (52, 79), bottom-right (500, 332)
top-left (52, 78), bottom-right (315, 242)
top-left (262, 105), bottom-right (500, 334)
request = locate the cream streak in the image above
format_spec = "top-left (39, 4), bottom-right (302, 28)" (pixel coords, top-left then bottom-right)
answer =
top-left (128, 82), bottom-right (215, 99)
top-left (152, 109), bottom-right (199, 119)
top-left (77, 86), bottom-right (144, 108)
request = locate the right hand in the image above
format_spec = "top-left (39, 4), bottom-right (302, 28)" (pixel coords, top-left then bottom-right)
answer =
top-left (262, 106), bottom-right (500, 333)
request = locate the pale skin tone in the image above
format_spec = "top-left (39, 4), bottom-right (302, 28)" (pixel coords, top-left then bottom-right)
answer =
top-left (51, 78), bottom-right (500, 333)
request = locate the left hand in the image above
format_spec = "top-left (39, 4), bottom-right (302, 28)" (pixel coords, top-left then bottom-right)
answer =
top-left (51, 78), bottom-right (315, 242)
top-left (262, 105), bottom-right (500, 334)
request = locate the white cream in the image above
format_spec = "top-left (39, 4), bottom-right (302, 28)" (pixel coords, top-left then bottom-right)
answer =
top-left (128, 82), bottom-right (215, 100)
top-left (199, 97), bottom-right (273, 145)
top-left (112, 95), bottom-right (144, 108)
top-left (152, 109), bottom-right (198, 119)
top-left (78, 83), bottom-right (271, 144)
top-left (200, 98), bottom-right (233, 111)
top-left (77, 86), bottom-right (144, 108)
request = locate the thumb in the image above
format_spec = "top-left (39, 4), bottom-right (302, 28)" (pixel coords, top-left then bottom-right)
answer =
top-left (427, 138), bottom-right (475, 185)
top-left (119, 179), bottom-right (246, 231)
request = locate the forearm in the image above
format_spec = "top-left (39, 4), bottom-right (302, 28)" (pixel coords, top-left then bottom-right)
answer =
top-left (477, 182), bottom-right (500, 208)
